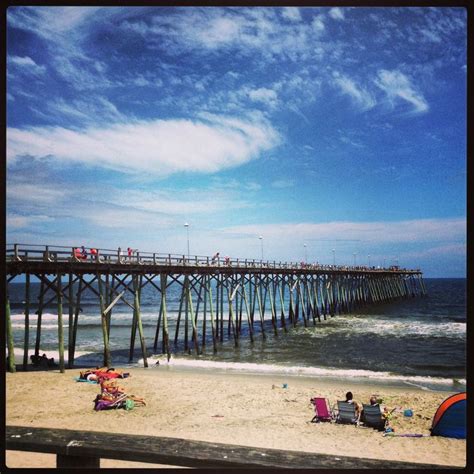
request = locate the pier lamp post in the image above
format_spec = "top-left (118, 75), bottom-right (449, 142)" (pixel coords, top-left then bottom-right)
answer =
top-left (259, 236), bottom-right (263, 261)
top-left (332, 249), bottom-right (335, 266)
top-left (368, 254), bottom-right (371, 267)
top-left (353, 252), bottom-right (357, 266)
top-left (304, 244), bottom-right (307, 263)
top-left (184, 222), bottom-right (190, 260)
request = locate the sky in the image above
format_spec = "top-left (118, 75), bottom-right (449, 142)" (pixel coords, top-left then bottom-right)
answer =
top-left (6, 6), bottom-right (467, 277)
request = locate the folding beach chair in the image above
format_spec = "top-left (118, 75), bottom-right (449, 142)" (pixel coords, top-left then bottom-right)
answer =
top-left (336, 401), bottom-right (359, 425)
top-left (362, 404), bottom-right (388, 431)
top-left (310, 398), bottom-right (334, 423)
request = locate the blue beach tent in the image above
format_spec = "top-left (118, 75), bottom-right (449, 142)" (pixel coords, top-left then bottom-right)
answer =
top-left (430, 392), bottom-right (466, 439)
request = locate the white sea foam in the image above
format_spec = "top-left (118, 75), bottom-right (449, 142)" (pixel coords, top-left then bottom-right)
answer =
top-left (8, 346), bottom-right (464, 391)
top-left (141, 355), bottom-right (466, 390)
top-left (303, 315), bottom-right (466, 338)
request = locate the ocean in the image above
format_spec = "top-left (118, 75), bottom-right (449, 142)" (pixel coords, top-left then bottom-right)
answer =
top-left (7, 278), bottom-right (466, 392)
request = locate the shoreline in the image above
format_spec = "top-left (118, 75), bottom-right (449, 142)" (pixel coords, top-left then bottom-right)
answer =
top-left (8, 346), bottom-right (466, 393)
top-left (6, 365), bottom-right (466, 468)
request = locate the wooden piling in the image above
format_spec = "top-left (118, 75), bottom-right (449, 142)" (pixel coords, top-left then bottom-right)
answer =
top-left (255, 275), bottom-right (266, 339)
top-left (160, 274), bottom-right (170, 360)
top-left (67, 273), bottom-right (74, 369)
top-left (241, 278), bottom-right (254, 343)
top-left (97, 273), bottom-right (111, 368)
top-left (70, 277), bottom-right (83, 366)
top-left (174, 282), bottom-right (186, 345)
top-left (278, 276), bottom-right (287, 331)
top-left (202, 275), bottom-right (208, 347)
top-left (186, 276), bottom-right (200, 354)
top-left (57, 274), bottom-right (65, 373)
top-left (22, 273), bottom-right (30, 370)
top-left (133, 274), bottom-right (148, 367)
top-left (6, 287), bottom-right (16, 373)
top-left (184, 275), bottom-right (190, 352)
top-left (206, 275), bottom-right (218, 353)
top-left (154, 287), bottom-right (164, 352)
top-left (34, 276), bottom-right (45, 358)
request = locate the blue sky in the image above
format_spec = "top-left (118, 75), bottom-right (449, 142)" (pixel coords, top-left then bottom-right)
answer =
top-left (6, 6), bottom-right (467, 277)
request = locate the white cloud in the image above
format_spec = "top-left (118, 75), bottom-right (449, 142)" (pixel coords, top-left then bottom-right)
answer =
top-left (311, 16), bottom-right (325, 33)
top-left (122, 8), bottom-right (327, 61)
top-left (333, 73), bottom-right (375, 111)
top-left (375, 69), bottom-right (429, 113)
top-left (7, 213), bottom-right (53, 230)
top-left (281, 7), bottom-right (302, 22)
top-left (404, 243), bottom-right (466, 259)
top-left (8, 7), bottom-right (101, 40)
top-left (7, 182), bottom-right (66, 204)
top-left (272, 179), bottom-right (294, 188)
top-left (119, 189), bottom-right (251, 215)
top-left (8, 55), bottom-right (46, 75)
top-left (223, 218), bottom-right (466, 244)
top-left (328, 8), bottom-right (345, 21)
top-left (7, 114), bottom-right (280, 176)
top-left (46, 97), bottom-right (126, 124)
top-left (247, 87), bottom-right (278, 108)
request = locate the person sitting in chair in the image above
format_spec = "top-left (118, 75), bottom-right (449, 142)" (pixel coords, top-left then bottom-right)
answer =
top-left (345, 391), bottom-right (362, 422)
top-left (369, 395), bottom-right (395, 425)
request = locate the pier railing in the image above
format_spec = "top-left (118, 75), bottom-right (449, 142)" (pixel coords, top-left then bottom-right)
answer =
top-left (6, 243), bottom-right (418, 274)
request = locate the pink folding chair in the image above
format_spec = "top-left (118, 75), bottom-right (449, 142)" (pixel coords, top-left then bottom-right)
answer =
top-left (310, 397), bottom-right (334, 423)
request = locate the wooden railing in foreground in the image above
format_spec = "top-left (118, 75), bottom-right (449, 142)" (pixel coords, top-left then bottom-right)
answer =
top-left (6, 426), bottom-right (456, 469)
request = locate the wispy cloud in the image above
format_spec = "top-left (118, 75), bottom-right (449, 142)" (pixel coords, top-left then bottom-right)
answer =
top-left (7, 213), bottom-right (54, 230)
top-left (45, 96), bottom-right (127, 125)
top-left (223, 218), bottom-right (466, 244)
top-left (246, 87), bottom-right (279, 108)
top-left (121, 8), bottom-right (328, 61)
top-left (271, 179), bottom-right (294, 189)
top-left (375, 69), bottom-right (429, 113)
top-left (281, 7), bottom-right (302, 22)
top-left (328, 8), bottom-right (345, 21)
top-left (8, 55), bottom-right (46, 76)
top-left (333, 72), bottom-right (375, 111)
top-left (7, 114), bottom-right (280, 176)
top-left (7, 182), bottom-right (66, 204)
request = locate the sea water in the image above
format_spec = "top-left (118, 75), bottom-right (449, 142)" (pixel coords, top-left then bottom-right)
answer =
top-left (7, 278), bottom-right (466, 392)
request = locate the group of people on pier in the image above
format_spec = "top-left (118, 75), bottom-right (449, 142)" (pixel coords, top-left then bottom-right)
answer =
top-left (70, 246), bottom-right (412, 273)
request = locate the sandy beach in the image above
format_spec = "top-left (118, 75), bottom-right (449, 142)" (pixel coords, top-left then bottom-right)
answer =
top-left (5, 366), bottom-right (466, 468)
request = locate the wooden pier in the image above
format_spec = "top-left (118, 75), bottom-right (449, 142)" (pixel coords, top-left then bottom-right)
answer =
top-left (5, 244), bottom-right (426, 373)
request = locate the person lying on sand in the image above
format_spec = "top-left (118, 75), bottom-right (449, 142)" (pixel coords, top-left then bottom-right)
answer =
top-left (79, 367), bottom-right (130, 382)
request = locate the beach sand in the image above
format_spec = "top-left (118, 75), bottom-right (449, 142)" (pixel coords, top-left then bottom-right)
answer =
top-left (6, 367), bottom-right (466, 468)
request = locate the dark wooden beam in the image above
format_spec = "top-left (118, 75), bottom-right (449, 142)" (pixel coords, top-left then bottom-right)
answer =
top-left (6, 426), bottom-right (454, 470)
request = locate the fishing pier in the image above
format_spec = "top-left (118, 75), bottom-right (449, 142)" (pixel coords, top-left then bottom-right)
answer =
top-left (5, 244), bottom-right (426, 373)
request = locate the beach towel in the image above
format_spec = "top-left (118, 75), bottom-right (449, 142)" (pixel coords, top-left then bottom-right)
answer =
top-left (74, 377), bottom-right (98, 384)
